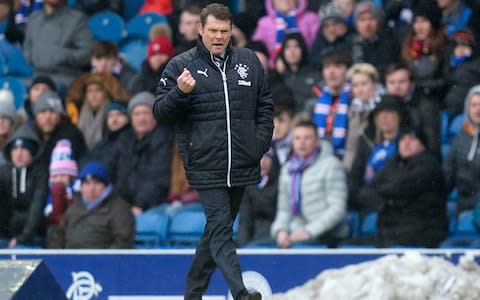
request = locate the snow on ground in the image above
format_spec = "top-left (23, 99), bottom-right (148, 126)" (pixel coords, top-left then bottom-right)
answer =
top-left (271, 251), bottom-right (480, 300)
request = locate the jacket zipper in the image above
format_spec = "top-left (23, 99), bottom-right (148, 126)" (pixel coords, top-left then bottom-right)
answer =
top-left (211, 53), bottom-right (232, 187)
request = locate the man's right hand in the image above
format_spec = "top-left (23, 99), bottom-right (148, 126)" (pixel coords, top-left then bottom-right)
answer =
top-left (276, 231), bottom-right (291, 248)
top-left (177, 68), bottom-right (196, 94)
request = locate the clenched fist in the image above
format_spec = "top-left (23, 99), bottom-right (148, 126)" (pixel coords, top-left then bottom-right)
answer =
top-left (177, 68), bottom-right (196, 94)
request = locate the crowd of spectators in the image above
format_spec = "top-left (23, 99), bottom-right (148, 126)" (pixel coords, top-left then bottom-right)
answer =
top-left (0, 0), bottom-right (480, 249)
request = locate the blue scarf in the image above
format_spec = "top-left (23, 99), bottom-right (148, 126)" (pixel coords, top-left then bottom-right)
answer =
top-left (450, 54), bottom-right (470, 67)
top-left (364, 139), bottom-right (397, 182)
top-left (82, 184), bottom-right (113, 211)
top-left (15, 0), bottom-right (43, 27)
top-left (313, 86), bottom-right (351, 155)
top-left (287, 148), bottom-right (320, 216)
top-left (275, 10), bottom-right (298, 54)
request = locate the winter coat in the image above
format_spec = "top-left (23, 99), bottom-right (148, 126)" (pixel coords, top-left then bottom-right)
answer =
top-left (154, 38), bottom-right (273, 189)
top-left (360, 151), bottom-right (448, 248)
top-left (271, 141), bottom-right (347, 239)
top-left (131, 60), bottom-right (167, 95)
top-left (105, 126), bottom-right (174, 210)
top-left (23, 5), bottom-right (95, 86)
top-left (83, 124), bottom-right (131, 165)
top-left (0, 126), bottom-right (48, 244)
top-left (444, 85), bottom-right (480, 211)
top-left (310, 31), bottom-right (354, 67)
top-left (252, 0), bottom-right (319, 63)
top-left (50, 192), bottom-right (134, 248)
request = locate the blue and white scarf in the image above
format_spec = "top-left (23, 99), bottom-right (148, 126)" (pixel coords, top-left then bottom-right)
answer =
top-left (82, 184), bottom-right (113, 211)
top-left (287, 148), bottom-right (320, 216)
top-left (364, 139), bottom-right (397, 182)
top-left (313, 85), bottom-right (351, 155)
top-left (275, 10), bottom-right (298, 54)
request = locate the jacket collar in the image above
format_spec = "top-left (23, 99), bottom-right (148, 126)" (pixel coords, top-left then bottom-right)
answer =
top-left (195, 37), bottom-right (232, 65)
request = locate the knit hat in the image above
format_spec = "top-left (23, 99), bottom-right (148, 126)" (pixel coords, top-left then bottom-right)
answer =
top-left (413, 0), bottom-right (442, 30)
top-left (452, 29), bottom-right (475, 49)
top-left (320, 2), bottom-right (346, 27)
top-left (0, 100), bottom-right (17, 124)
top-left (107, 102), bottom-right (129, 117)
top-left (30, 75), bottom-right (57, 92)
top-left (354, 1), bottom-right (383, 22)
top-left (147, 36), bottom-right (174, 59)
top-left (4, 125), bottom-right (40, 159)
top-left (372, 94), bottom-right (406, 118)
top-left (78, 161), bottom-right (110, 185)
top-left (399, 126), bottom-right (429, 149)
top-left (49, 139), bottom-right (78, 178)
top-left (128, 91), bottom-right (155, 115)
top-left (34, 91), bottom-right (64, 115)
top-left (0, 88), bottom-right (14, 106)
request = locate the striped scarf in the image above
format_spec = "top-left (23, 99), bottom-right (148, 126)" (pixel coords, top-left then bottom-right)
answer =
top-left (364, 139), bottom-right (397, 183)
top-left (313, 86), bottom-right (351, 155)
top-left (275, 10), bottom-right (298, 56)
top-left (15, 0), bottom-right (43, 27)
top-left (287, 148), bottom-right (320, 216)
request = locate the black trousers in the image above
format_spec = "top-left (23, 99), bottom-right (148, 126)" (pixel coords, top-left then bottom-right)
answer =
top-left (185, 186), bottom-right (246, 300)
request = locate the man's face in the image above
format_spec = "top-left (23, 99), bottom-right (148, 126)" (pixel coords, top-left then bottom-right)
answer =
top-left (131, 105), bottom-right (157, 138)
top-left (292, 126), bottom-right (319, 159)
top-left (35, 110), bottom-right (61, 134)
top-left (81, 178), bottom-right (106, 202)
top-left (179, 11), bottom-right (201, 41)
top-left (86, 83), bottom-right (107, 111)
top-left (283, 39), bottom-right (302, 66)
top-left (323, 63), bottom-right (347, 91)
top-left (11, 147), bottom-right (33, 168)
top-left (273, 111), bottom-right (293, 140)
top-left (30, 83), bottom-right (53, 104)
top-left (322, 19), bottom-right (347, 42)
top-left (374, 110), bottom-right (400, 137)
top-left (351, 73), bottom-right (376, 102)
top-left (199, 15), bottom-right (232, 56)
top-left (468, 94), bottom-right (480, 126)
top-left (107, 110), bottom-right (129, 132)
top-left (454, 44), bottom-right (472, 57)
top-left (91, 56), bottom-right (117, 74)
top-left (355, 13), bottom-right (379, 39)
top-left (386, 69), bottom-right (414, 98)
top-left (0, 116), bottom-right (13, 136)
top-left (399, 134), bottom-right (425, 158)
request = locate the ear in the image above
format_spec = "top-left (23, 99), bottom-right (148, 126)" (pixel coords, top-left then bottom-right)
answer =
top-left (198, 24), bottom-right (204, 36)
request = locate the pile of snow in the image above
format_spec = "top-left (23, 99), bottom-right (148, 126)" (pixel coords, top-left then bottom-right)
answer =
top-left (272, 251), bottom-right (480, 300)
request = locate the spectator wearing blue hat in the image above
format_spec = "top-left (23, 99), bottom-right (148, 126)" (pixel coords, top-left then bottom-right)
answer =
top-left (0, 125), bottom-right (48, 248)
top-left (49, 161), bottom-right (134, 248)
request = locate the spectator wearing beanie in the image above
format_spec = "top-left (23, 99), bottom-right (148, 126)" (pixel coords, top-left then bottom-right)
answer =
top-left (33, 91), bottom-right (87, 168)
top-left (0, 125), bottom-right (48, 248)
top-left (49, 161), bottom-right (135, 249)
top-left (131, 36), bottom-right (174, 95)
top-left (44, 139), bottom-right (78, 230)
top-left (83, 102), bottom-right (131, 164)
top-left (443, 29), bottom-right (480, 117)
top-left (105, 92), bottom-right (174, 215)
top-left (0, 100), bottom-right (17, 166)
top-left (23, 76), bottom-right (57, 124)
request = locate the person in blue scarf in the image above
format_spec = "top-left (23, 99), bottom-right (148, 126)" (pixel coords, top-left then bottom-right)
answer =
top-left (271, 119), bottom-right (348, 248)
top-left (49, 161), bottom-right (135, 248)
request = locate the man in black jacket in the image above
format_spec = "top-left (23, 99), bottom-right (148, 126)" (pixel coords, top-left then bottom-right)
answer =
top-left (154, 4), bottom-right (272, 300)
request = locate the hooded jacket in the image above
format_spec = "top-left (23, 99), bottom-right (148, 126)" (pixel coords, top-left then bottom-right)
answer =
top-left (0, 125), bottom-right (48, 244)
top-left (154, 38), bottom-right (273, 189)
top-left (444, 85), bottom-right (480, 211)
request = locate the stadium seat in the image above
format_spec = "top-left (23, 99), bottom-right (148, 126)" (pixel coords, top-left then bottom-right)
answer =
top-left (168, 210), bottom-right (206, 245)
top-left (347, 211), bottom-right (361, 238)
top-left (123, 0), bottom-right (144, 21)
top-left (126, 13), bottom-right (169, 41)
top-left (89, 11), bottom-right (126, 43)
top-left (456, 210), bottom-right (477, 234)
top-left (441, 210), bottom-right (480, 248)
top-left (0, 40), bottom-right (33, 77)
top-left (449, 114), bottom-right (465, 138)
top-left (135, 211), bottom-right (170, 248)
top-left (119, 37), bottom-right (148, 72)
top-left (360, 212), bottom-right (377, 236)
top-left (0, 77), bottom-right (26, 109)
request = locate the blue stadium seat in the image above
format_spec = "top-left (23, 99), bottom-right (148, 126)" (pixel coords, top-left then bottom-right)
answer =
top-left (347, 211), bottom-right (361, 238)
top-left (126, 13), bottom-right (168, 41)
top-left (0, 77), bottom-right (26, 109)
top-left (360, 212), bottom-right (377, 236)
top-left (123, 0), bottom-right (144, 21)
top-left (441, 210), bottom-right (480, 248)
top-left (89, 11), bottom-right (126, 43)
top-left (456, 210), bottom-right (477, 234)
top-left (168, 210), bottom-right (206, 245)
top-left (449, 114), bottom-right (465, 138)
top-left (119, 37), bottom-right (148, 72)
top-left (0, 40), bottom-right (33, 77)
top-left (440, 110), bottom-right (450, 145)
top-left (135, 211), bottom-right (170, 248)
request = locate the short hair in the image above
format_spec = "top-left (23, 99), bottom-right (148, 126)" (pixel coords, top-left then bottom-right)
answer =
top-left (293, 118), bottom-right (318, 135)
top-left (385, 62), bottom-right (414, 82)
top-left (182, 5), bottom-right (202, 17)
top-left (347, 63), bottom-right (379, 82)
top-left (322, 51), bottom-right (353, 68)
top-left (200, 3), bottom-right (232, 26)
top-left (91, 41), bottom-right (118, 58)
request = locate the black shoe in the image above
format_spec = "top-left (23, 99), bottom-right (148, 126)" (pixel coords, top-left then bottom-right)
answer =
top-left (237, 290), bottom-right (262, 300)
